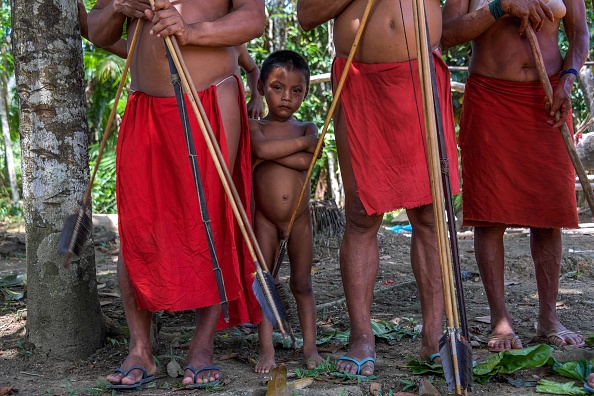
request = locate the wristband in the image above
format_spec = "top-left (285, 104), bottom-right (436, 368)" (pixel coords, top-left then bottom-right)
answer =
top-left (489, 0), bottom-right (505, 20)
top-left (559, 68), bottom-right (578, 78)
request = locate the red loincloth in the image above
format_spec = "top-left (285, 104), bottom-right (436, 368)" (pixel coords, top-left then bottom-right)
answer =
top-left (460, 74), bottom-right (578, 229)
top-left (333, 53), bottom-right (460, 215)
top-left (116, 76), bottom-right (262, 329)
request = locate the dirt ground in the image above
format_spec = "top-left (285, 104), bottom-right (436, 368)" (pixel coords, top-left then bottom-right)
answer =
top-left (0, 211), bottom-right (593, 396)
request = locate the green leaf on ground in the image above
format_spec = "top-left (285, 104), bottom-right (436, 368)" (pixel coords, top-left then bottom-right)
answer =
top-left (1, 287), bottom-right (24, 301)
top-left (401, 359), bottom-right (444, 376)
top-left (0, 273), bottom-right (26, 287)
top-left (317, 320), bottom-right (418, 346)
top-left (552, 359), bottom-right (594, 382)
top-left (473, 344), bottom-right (554, 384)
top-left (536, 379), bottom-right (587, 395)
top-left (584, 335), bottom-right (594, 347)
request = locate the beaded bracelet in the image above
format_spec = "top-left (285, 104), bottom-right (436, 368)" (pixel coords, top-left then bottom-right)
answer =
top-left (560, 68), bottom-right (578, 78)
top-left (489, 0), bottom-right (505, 20)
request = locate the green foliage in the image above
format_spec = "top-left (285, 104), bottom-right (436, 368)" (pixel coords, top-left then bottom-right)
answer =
top-left (536, 379), bottom-right (588, 395)
top-left (89, 143), bottom-right (117, 213)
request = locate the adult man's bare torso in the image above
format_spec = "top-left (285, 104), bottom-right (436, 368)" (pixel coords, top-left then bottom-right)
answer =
top-left (469, 9), bottom-right (563, 80)
top-left (333, 0), bottom-right (443, 63)
top-left (128, 0), bottom-right (236, 96)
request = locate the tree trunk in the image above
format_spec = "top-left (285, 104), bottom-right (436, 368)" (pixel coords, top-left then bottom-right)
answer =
top-left (0, 68), bottom-right (19, 203)
top-left (12, 0), bottom-right (104, 358)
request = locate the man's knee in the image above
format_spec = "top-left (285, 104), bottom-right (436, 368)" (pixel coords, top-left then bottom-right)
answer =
top-left (407, 205), bottom-right (436, 231)
top-left (345, 197), bottom-right (381, 232)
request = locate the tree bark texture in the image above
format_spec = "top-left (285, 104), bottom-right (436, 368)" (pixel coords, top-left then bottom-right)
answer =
top-left (12, 0), bottom-right (104, 358)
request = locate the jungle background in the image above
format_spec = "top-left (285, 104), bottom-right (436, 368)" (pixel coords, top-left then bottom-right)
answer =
top-left (0, 0), bottom-right (594, 395)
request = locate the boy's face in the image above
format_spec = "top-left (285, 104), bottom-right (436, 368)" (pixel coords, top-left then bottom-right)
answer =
top-left (258, 67), bottom-right (308, 120)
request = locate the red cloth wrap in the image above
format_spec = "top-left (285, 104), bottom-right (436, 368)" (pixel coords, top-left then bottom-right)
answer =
top-left (333, 53), bottom-right (460, 215)
top-left (460, 74), bottom-right (578, 228)
top-left (116, 77), bottom-right (262, 329)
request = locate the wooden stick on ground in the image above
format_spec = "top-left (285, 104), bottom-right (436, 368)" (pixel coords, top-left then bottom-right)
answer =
top-left (271, 0), bottom-right (375, 278)
top-left (525, 25), bottom-right (594, 217)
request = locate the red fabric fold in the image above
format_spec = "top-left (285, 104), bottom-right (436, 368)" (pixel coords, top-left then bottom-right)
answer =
top-left (116, 77), bottom-right (261, 329)
top-left (460, 74), bottom-right (578, 229)
top-left (333, 53), bottom-right (460, 215)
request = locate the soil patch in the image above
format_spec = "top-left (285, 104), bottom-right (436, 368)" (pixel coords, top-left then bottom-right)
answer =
top-left (1, 220), bottom-right (593, 395)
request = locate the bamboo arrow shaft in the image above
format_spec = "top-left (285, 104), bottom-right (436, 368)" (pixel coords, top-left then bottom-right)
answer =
top-left (411, 0), bottom-right (463, 393)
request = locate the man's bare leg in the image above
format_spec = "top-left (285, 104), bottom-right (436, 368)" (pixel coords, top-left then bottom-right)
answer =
top-left (474, 225), bottom-right (523, 352)
top-left (106, 253), bottom-right (156, 386)
top-left (182, 305), bottom-right (223, 385)
top-left (407, 205), bottom-right (445, 361)
top-left (532, 228), bottom-right (584, 347)
top-left (179, 72), bottom-right (242, 386)
top-left (288, 212), bottom-right (323, 369)
top-left (333, 101), bottom-right (379, 376)
top-left (253, 211), bottom-right (279, 374)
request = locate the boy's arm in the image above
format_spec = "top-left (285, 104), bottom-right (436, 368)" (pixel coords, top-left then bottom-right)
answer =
top-left (237, 44), bottom-right (264, 119)
top-left (271, 152), bottom-right (314, 171)
top-left (250, 121), bottom-right (315, 161)
top-left (271, 122), bottom-right (320, 170)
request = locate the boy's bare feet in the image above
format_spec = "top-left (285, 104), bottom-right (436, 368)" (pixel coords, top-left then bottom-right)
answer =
top-left (255, 350), bottom-right (277, 374)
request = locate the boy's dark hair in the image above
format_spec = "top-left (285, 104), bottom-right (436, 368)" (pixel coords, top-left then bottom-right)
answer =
top-left (260, 50), bottom-right (311, 90)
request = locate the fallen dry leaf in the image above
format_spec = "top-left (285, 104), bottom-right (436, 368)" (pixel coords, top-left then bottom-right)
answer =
top-left (166, 358), bottom-right (184, 378)
top-left (474, 316), bottom-right (491, 324)
top-left (287, 378), bottom-right (313, 390)
top-left (266, 364), bottom-right (289, 396)
top-left (419, 376), bottom-right (440, 395)
top-left (219, 352), bottom-right (238, 361)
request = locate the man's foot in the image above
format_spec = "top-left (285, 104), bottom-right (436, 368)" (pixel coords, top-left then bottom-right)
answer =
top-left (106, 354), bottom-right (156, 388)
top-left (255, 352), bottom-right (276, 374)
top-left (488, 333), bottom-right (523, 352)
top-left (336, 338), bottom-right (376, 376)
top-left (337, 356), bottom-right (376, 376)
top-left (183, 365), bottom-right (221, 388)
top-left (536, 327), bottom-right (585, 347)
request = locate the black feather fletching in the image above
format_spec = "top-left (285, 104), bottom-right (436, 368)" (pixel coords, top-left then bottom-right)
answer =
top-left (59, 208), bottom-right (92, 257)
top-left (252, 270), bottom-right (289, 329)
top-left (439, 329), bottom-right (474, 393)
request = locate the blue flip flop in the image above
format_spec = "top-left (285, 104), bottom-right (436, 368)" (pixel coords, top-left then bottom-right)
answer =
top-left (429, 353), bottom-right (440, 364)
top-left (106, 365), bottom-right (155, 389)
top-left (584, 382), bottom-right (594, 394)
top-left (337, 356), bottom-right (376, 375)
top-left (184, 365), bottom-right (221, 388)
